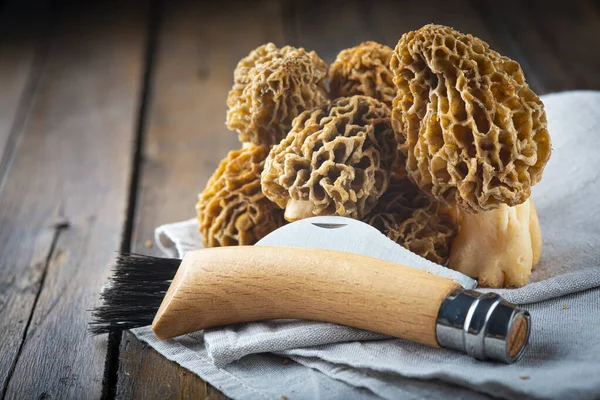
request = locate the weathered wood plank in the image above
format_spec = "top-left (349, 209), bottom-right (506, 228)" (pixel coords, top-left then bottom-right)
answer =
top-left (118, 331), bottom-right (213, 399)
top-left (0, 2), bottom-right (148, 398)
top-left (0, 44), bottom-right (35, 170)
top-left (116, 1), bottom-right (285, 398)
top-left (0, 2), bottom-right (47, 185)
top-left (0, 3), bottom-right (52, 395)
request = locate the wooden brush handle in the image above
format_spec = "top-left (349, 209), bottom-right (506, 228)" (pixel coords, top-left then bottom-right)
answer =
top-left (152, 246), bottom-right (461, 347)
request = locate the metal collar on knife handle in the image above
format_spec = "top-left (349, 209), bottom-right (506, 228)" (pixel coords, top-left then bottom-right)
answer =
top-left (436, 289), bottom-right (530, 363)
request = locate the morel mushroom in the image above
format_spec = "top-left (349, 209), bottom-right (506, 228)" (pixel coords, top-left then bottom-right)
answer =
top-left (448, 199), bottom-right (542, 288)
top-left (364, 177), bottom-right (457, 264)
top-left (329, 41), bottom-right (396, 107)
top-left (390, 24), bottom-right (551, 213)
top-left (196, 145), bottom-right (285, 247)
top-left (230, 42), bottom-right (295, 86)
top-left (261, 96), bottom-right (397, 221)
top-left (226, 43), bottom-right (329, 146)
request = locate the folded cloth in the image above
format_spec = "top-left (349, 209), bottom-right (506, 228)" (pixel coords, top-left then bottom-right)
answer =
top-left (133, 91), bottom-right (600, 400)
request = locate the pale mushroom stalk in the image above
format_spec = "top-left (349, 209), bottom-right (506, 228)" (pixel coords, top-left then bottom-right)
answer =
top-left (448, 199), bottom-right (542, 288)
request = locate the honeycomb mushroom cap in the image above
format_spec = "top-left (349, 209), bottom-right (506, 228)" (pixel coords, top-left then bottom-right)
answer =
top-left (329, 41), bottom-right (396, 107)
top-left (390, 24), bottom-right (551, 213)
top-left (231, 43), bottom-right (295, 85)
top-left (261, 95), bottom-right (398, 221)
top-left (226, 44), bottom-right (329, 146)
top-left (364, 177), bottom-right (457, 264)
top-left (196, 145), bottom-right (285, 247)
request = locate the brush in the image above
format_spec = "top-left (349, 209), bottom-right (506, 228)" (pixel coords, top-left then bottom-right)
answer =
top-left (90, 253), bottom-right (179, 334)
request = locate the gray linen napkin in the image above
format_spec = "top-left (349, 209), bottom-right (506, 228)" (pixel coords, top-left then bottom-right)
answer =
top-left (133, 91), bottom-right (600, 400)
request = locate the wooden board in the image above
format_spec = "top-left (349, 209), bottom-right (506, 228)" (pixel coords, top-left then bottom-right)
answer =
top-left (117, 331), bottom-right (217, 399)
top-left (115, 1), bottom-right (285, 398)
top-left (0, 2), bottom-right (46, 184)
top-left (0, 2), bottom-right (148, 398)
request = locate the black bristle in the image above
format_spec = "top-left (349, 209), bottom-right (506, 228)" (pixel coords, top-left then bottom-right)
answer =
top-left (89, 253), bottom-right (182, 335)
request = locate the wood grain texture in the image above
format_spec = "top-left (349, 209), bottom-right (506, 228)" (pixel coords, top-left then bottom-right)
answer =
top-left (0, 41), bottom-right (35, 171)
top-left (0, 2), bottom-right (148, 398)
top-left (0, 2), bottom-right (47, 184)
top-left (116, 1), bottom-right (285, 398)
top-left (118, 331), bottom-right (215, 399)
top-left (153, 246), bottom-right (460, 346)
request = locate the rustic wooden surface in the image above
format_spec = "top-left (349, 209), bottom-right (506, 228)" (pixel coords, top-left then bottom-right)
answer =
top-left (0, 2), bottom-right (46, 195)
top-left (0, 0), bottom-right (599, 398)
top-left (0, 0), bottom-right (148, 398)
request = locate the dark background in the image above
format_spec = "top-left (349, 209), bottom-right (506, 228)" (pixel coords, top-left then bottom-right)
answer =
top-left (1, 0), bottom-right (599, 399)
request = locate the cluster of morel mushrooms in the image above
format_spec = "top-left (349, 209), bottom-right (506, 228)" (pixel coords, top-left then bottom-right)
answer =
top-left (196, 24), bottom-right (551, 288)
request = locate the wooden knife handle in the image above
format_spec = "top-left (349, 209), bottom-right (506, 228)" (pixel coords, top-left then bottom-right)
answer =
top-left (152, 246), bottom-right (461, 347)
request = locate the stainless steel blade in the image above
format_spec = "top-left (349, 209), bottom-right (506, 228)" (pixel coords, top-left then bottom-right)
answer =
top-left (256, 216), bottom-right (477, 289)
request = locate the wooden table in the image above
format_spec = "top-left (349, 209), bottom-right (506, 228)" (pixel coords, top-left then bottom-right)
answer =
top-left (1, 0), bottom-right (599, 398)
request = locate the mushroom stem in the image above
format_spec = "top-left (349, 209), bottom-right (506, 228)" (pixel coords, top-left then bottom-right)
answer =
top-left (284, 199), bottom-right (315, 222)
top-left (448, 199), bottom-right (542, 288)
top-left (529, 201), bottom-right (542, 269)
